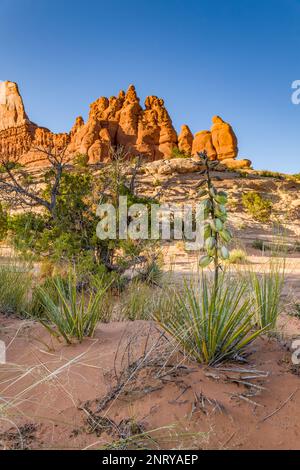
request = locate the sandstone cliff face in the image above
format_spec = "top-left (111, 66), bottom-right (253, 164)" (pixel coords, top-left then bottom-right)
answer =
top-left (0, 81), bottom-right (250, 169)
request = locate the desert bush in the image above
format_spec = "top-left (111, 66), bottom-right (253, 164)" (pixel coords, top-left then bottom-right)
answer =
top-left (260, 170), bottom-right (284, 179)
top-left (289, 303), bottom-right (300, 319)
top-left (251, 262), bottom-right (284, 329)
top-left (31, 274), bottom-right (111, 343)
top-left (171, 147), bottom-right (190, 159)
top-left (154, 274), bottom-right (265, 365)
top-left (7, 147), bottom-right (156, 279)
top-left (242, 191), bottom-right (272, 222)
top-left (135, 260), bottom-right (163, 286)
top-left (0, 262), bottom-right (31, 315)
top-left (252, 239), bottom-right (265, 251)
top-left (227, 249), bottom-right (248, 264)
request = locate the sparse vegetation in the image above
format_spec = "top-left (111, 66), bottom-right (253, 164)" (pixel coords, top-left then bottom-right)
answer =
top-left (171, 147), bottom-right (190, 159)
top-left (259, 170), bottom-right (284, 179)
top-left (227, 248), bottom-right (248, 264)
top-left (242, 191), bottom-right (272, 222)
top-left (0, 262), bottom-right (31, 315)
top-left (251, 262), bottom-right (284, 330)
top-left (154, 274), bottom-right (265, 365)
top-left (31, 274), bottom-right (111, 343)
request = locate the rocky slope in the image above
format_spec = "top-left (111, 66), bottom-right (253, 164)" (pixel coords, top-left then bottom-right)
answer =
top-left (0, 80), bottom-right (251, 168)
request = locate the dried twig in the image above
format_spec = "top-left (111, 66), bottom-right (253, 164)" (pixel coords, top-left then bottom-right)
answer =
top-left (260, 388), bottom-right (299, 423)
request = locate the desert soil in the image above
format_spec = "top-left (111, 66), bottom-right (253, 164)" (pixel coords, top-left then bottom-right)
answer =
top-left (1, 171), bottom-right (300, 450)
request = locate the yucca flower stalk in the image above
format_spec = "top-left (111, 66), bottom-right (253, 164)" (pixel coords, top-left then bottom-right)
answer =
top-left (197, 151), bottom-right (232, 295)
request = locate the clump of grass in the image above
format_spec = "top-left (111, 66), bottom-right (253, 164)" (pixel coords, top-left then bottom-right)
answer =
top-left (252, 239), bottom-right (265, 251)
top-left (154, 274), bottom-right (265, 365)
top-left (31, 274), bottom-right (111, 343)
top-left (259, 170), bottom-right (284, 179)
top-left (0, 262), bottom-right (32, 315)
top-left (121, 282), bottom-right (160, 321)
top-left (227, 249), bottom-right (248, 264)
top-left (242, 191), bottom-right (272, 222)
top-left (136, 260), bottom-right (163, 286)
top-left (100, 424), bottom-right (205, 450)
top-left (251, 262), bottom-right (284, 329)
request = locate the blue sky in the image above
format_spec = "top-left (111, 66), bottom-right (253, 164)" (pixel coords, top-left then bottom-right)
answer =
top-left (1, 0), bottom-right (299, 172)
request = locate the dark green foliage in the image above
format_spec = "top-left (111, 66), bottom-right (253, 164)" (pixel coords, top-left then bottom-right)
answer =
top-left (0, 203), bottom-right (7, 240)
top-left (171, 147), bottom-right (190, 159)
top-left (242, 191), bottom-right (272, 222)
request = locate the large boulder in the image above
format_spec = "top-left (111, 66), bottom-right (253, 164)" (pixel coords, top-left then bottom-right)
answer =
top-left (211, 115), bottom-right (238, 160)
top-left (192, 130), bottom-right (217, 160)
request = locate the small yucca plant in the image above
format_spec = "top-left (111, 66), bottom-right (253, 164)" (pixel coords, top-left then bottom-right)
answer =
top-left (33, 274), bottom-right (110, 343)
top-left (154, 274), bottom-right (265, 365)
top-left (251, 262), bottom-right (284, 329)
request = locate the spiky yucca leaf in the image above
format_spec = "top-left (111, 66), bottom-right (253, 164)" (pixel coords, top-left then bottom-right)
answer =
top-left (154, 274), bottom-right (266, 365)
top-left (251, 262), bottom-right (284, 329)
top-left (32, 274), bottom-right (110, 343)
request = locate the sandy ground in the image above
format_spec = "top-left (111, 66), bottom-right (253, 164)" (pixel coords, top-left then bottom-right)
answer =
top-left (0, 314), bottom-right (300, 450)
top-left (0, 171), bottom-right (300, 450)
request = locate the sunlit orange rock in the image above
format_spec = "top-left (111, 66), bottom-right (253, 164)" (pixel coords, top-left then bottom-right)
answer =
top-left (192, 130), bottom-right (217, 160)
top-left (178, 125), bottom-right (193, 155)
top-left (0, 81), bottom-right (250, 169)
top-left (211, 115), bottom-right (238, 160)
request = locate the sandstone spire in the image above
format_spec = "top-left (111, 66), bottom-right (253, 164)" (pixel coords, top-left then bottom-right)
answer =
top-left (0, 82), bottom-right (250, 169)
top-left (178, 125), bottom-right (193, 155)
top-left (0, 81), bottom-right (29, 131)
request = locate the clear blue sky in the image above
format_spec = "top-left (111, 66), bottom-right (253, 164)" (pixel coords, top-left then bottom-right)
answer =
top-left (1, 0), bottom-right (299, 173)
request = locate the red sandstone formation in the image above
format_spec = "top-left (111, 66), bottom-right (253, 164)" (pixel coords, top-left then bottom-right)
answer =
top-left (0, 81), bottom-right (251, 169)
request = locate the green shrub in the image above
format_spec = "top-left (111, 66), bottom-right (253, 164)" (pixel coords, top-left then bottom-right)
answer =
top-left (252, 239), bottom-right (265, 250)
top-left (227, 249), bottom-right (248, 264)
top-left (31, 274), bottom-right (111, 343)
top-left (260, 170), bottom-right (283, 179)
top-left (154, 274), bottom-right (265, 365)
top-left (251, 262), bottom-right (284, 329)
top-left (242, 191), bottom-right (272, 222)
top-left (171, 147), bottom-right (190, 159)
top-left (0, 263), bottom-right (31, 315)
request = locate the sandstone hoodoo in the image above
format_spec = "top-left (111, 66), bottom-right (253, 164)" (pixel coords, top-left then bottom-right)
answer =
top-left (0, 81), bottom-right (251, 169)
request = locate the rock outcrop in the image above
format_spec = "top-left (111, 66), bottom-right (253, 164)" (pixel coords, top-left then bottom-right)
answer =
top-left (211, 115), bottom-right (238, 160)
top-left (0, 81), bottom-right (251, 169)
top-left (0, 81), bottom-right (30, 131)
top-left (178, 125), bottom-right (193, 155)
top-left (192, 130), bottom-right (217, 160)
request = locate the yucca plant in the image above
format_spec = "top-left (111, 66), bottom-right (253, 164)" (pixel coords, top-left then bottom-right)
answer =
top-left (154, 274), bottom-right (265, 365)
top-left (251, 262), bottom-right (284, 329)
top-left (154, 152), bottom-right (267, 365)
top-left (32, 274), bottom-right (110, 343)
